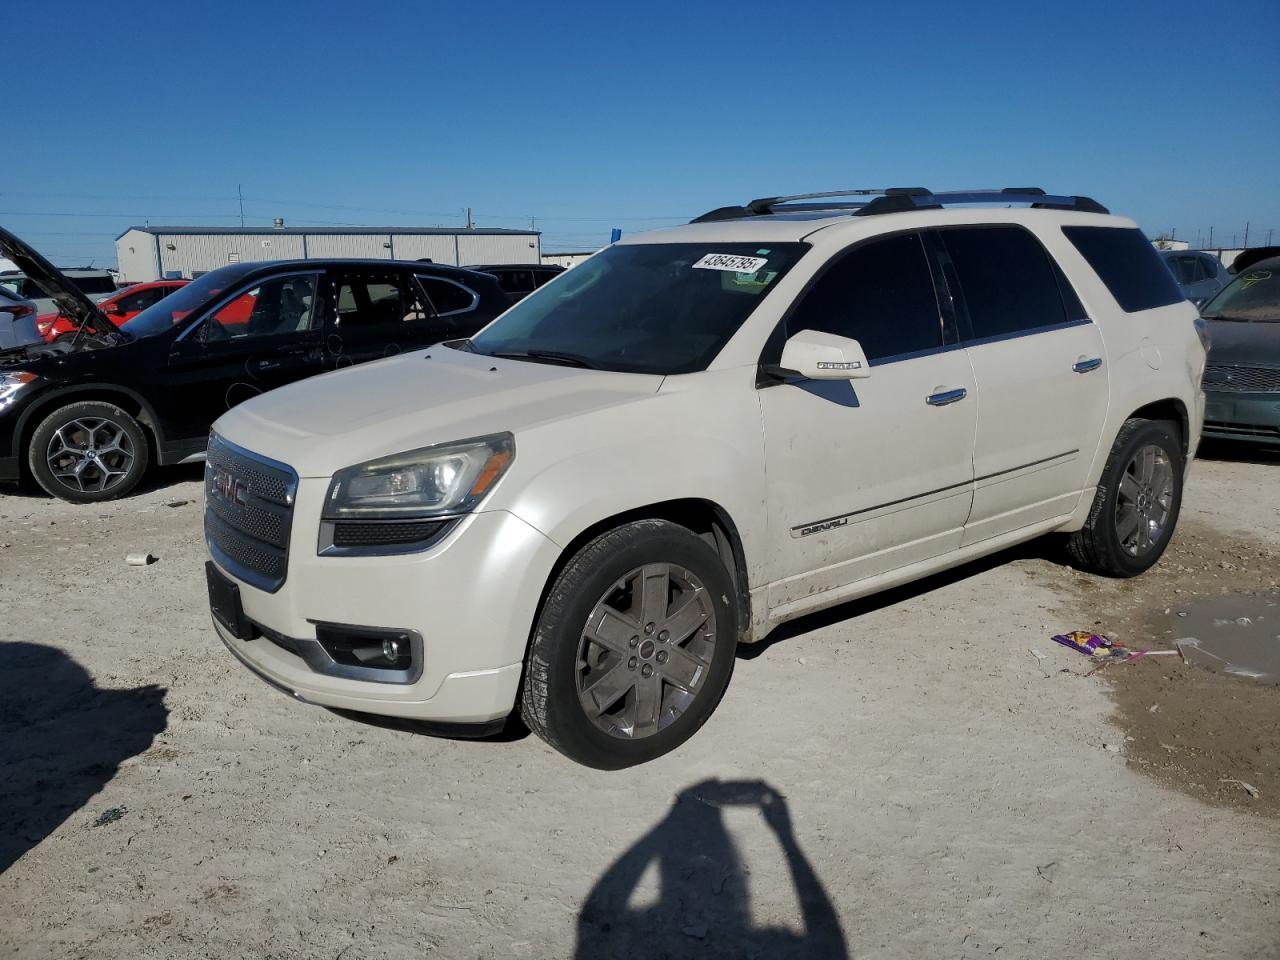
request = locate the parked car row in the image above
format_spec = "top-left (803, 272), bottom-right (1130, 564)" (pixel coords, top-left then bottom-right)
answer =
top-left (0, 226), bottom-right (513, 501)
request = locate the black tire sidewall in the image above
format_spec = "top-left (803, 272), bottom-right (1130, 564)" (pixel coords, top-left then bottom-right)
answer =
top-left (28, 402), bottom-right (150, 503)
top-left (529, 522), bottom-right (738, 770)
top-left (1096, 420), bottom-right (1184, 576)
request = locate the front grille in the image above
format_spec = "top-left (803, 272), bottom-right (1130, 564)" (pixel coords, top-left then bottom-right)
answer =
top-left (1203, 364), bottom-right (1280, 393)
top-left (205, 433), bottom-right (297, 593)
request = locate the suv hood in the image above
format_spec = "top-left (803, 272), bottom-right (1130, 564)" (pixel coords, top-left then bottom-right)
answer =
top-left (0, 226), bottom-right (115, 340)
top-left (215, 346), bottom-right (665, 477)
top-left (1206, 317), bottom-right (1280, 367)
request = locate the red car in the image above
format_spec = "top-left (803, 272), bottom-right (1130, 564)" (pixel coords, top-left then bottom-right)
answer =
top-left (37, 279), bottom-right (189, 342)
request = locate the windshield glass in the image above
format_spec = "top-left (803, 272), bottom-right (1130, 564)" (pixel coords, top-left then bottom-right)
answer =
top-left (121, 265), bottom-right (256, 337)
top-left (1201, 263), bottom-right (1280, 322)
top-left (470, 243), bottom-right (808, 374)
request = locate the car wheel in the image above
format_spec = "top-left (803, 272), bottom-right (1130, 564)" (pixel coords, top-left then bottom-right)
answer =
top-left (28, 401), bottom-right (150, 503)
top-left (1066, 418), bottom-right (1183, 577)
top-left (521, 519), bottom-right (738, 769)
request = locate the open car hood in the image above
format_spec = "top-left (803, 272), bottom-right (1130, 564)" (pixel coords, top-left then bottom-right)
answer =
top-left (0, 225), bottom-right (115, 339)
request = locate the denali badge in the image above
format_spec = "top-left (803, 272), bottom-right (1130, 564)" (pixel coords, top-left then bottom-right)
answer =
top-left (794, 517), bottom-right (848, 537)
top-left (211, 466), bottom-right (248, 507)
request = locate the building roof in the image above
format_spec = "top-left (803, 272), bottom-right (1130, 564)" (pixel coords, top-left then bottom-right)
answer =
top-left (117, 225), bottom-right (538, 239)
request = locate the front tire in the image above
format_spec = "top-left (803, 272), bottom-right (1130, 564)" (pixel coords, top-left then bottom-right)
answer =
top-left (28, 401), bottom-right (150, 503)
top-left (1066, 418), bottom-right (1183, 577)
top-left (521, 520), bottom-right (738, 769)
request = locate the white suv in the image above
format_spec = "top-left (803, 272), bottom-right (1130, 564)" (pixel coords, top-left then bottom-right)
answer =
top-left (205, 187), bottom-right (1206, 768)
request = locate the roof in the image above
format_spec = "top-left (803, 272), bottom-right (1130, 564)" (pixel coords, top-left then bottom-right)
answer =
top-left (116, 225), bottom-right (538, 239)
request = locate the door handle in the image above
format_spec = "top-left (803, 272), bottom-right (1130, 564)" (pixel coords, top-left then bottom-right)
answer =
top-left (1073, 357), bottom-right (1103, 373)
top-left (926, 387), bottom-right (967, 406)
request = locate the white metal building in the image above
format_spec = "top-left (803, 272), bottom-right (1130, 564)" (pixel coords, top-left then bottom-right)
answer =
top-left (540, 250), bottom-right (598, 269)
top-left (115, 226), bottom-right (541, 282)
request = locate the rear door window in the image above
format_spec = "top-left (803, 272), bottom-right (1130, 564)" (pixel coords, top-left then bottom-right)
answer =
top-left (939, 226), bottom-right (1069, 342)
top-left (785, 232), bottom-right (943, 363)
top-left (1064, 226), bottom-right (1184, 312)
top-left (333, 275), bottom-right (427, 329)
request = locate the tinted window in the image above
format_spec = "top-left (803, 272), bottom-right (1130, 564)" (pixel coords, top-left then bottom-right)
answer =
top-left (1167, 255), bottom-right (1205, 284)
top-left (120, 264), bottom-right (257, 337)
top-left (470, 242), bottom-right (808, 375)
top-left (1200, 255), bottom-right (1221, 279)
top-left (786, 233), bottom-right (941, 362)
top-left (118, 287), bottom-right (168, 313)
top-left (72, 275), bottom-right (117, 295)
top-left (493, 270), bottom-right (536, 294)
top-left (942, 226), bottom-right (1068, 341)
top-left (1064, 227), bottom-right (1184, 312)
top-left (417, 276), bottom-right (478, 315)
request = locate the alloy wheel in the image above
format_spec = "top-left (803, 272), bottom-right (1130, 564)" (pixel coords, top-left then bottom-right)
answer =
top-left (1114, 442), bottom-right (1174, 557)
top-left (575, 562), bottom-right (718, 740)
top-left (45, 418), bottom-right (136, 495)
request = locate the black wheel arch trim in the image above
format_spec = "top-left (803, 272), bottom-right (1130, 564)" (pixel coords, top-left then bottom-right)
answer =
top-left (15, 382), bottom-right (171, 469)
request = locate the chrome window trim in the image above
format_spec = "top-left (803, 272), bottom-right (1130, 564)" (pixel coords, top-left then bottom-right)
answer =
top-left (414, 274), bottom-right (479, 317)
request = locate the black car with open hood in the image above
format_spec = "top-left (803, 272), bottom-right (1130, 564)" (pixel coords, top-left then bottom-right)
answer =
top-left (0, 227), bottom-right (512, 502)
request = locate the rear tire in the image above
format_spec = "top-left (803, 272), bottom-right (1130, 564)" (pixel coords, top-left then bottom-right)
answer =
top-left (521, 520), bottom-right (737, 769)
top-left (1066, 418), bottom-right (1183, 577)
top-left (28, 401), bottom-right (150, 503)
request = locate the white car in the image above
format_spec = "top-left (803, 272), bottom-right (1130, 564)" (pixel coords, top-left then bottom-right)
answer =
top-left (0, 268), bottom-right (118, 316)
top-left (0, 287), bottom-right (41, 351)
top-left (205, 187), bottom-right (1206, 768)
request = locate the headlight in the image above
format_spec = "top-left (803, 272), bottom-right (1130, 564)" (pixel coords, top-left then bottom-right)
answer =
top-left (0, 372), bottom-right (38, 408)
top-left (323, 433), bottom-right (515, 520)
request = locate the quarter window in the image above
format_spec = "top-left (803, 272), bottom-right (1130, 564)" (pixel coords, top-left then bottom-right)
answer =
top-left (786, 233), bottom-right (943, 362)
top-left (1063, 226), bottom-right (1184, 312)
top-left (417, 275), bottom-right (477, 315)
top-left (941, 226), bottom-right (1068, 341)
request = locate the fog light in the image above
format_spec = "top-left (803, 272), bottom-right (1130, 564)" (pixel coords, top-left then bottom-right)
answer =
top-left (382, 638), bottom-right (403, 662)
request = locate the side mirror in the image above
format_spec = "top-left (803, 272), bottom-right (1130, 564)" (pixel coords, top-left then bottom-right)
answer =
top-left (776, 329), bottom-right (871, 380)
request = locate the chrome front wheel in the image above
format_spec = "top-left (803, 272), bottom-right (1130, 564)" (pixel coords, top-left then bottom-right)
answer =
top-left (45, 417), bottom-right (137, 495)
top-left (1114, 443), bottom-right (1175, 557)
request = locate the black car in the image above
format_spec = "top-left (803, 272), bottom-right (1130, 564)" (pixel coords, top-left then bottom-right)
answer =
top-left (0, 227), bottom-right (511, 502)
top-left (467, 263), bottom-right (564, 301)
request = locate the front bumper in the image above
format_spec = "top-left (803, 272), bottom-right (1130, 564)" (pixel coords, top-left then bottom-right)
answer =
top-left (210, 477), bottom-right (562, 723)
top-left (1202, 391), bottom-right (1280, 446)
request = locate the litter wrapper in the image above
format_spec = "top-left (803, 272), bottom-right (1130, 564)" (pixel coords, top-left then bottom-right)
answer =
top-left (1051, 630), bottom-right (1131, 663)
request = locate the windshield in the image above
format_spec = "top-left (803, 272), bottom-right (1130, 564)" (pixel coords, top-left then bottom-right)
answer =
top-left (469, 242), bottom-right (808, 374)
top-left (1201, 263), bottom-right (1280, 322)
top-left (121, 264), bottom-right (256, 337)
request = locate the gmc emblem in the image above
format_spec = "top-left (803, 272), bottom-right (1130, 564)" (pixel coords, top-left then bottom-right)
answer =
top-left (211, 466), bottom-right (248, 507)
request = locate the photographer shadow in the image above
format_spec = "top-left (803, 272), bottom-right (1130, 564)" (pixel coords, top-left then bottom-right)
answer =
top-left (576, 778), bottom-right (848, 959)
top-left (0, 642), bottom-right (168, 874)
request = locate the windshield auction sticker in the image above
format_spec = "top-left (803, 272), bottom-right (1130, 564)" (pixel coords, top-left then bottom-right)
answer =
top-left (692, 253), bottom-right (770, 273)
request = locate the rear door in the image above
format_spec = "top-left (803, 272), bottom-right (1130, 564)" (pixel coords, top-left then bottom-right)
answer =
top-left (320, 268), bottom-right (448, 369)
top-left (162, 272), bottom-right (325, 440)
top-left (934, 225), bottom-right (1109, 546)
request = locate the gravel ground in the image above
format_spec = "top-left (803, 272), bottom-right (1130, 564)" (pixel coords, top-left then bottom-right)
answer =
top-left (1, 452), bottom-right (1278, 959)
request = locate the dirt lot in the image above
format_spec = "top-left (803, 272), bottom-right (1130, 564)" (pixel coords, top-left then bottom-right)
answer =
top-left (2, 447), bottom-right (1278, 959)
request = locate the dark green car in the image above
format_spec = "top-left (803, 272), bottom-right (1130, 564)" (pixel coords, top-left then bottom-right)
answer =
top-left (1201, 255), bottom-right (1280, 446)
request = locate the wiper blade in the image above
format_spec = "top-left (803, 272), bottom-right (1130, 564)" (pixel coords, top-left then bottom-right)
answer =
top-left (488, 349), bottom-right (598, 369)
top-left (1202, 314), bottom-right (1256, 323)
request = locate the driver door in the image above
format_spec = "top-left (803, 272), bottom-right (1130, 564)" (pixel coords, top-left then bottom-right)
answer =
top-left (758, 232), bottom-right (978, 612)
top-left (162, 272), bottom-right (325, 440)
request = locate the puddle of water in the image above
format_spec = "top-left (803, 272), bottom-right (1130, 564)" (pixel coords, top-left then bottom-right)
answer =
top-left (1169, 593), bottom-right (1280, 685)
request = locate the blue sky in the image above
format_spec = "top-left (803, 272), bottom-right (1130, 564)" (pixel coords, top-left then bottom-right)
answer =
top-left (6, 0), bottom-right (1277, 265)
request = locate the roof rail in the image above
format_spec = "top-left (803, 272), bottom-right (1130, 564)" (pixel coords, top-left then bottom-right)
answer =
top-left (690, 187), bottom-right (1108, 223)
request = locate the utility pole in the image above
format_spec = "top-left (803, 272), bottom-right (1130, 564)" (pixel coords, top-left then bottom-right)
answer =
top-left (465, 207), bottom-right (473, 229)
top-left (238, 184), bottom-right (245, 228)
top-left (1268, 229), bottom-right (1274, 246)
top-left (1243, 221), bottom-right (1249, 248)
top-left (1208, 226), bottom-right (1214, 248)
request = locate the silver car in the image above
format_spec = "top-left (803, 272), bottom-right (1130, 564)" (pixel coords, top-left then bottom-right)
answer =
top-left (0, 287), bottom-right (40, 350)
top-left (1160, 250), bottom-right (1230, 306)
top-left (0, 268), bottom-right (118, 316)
